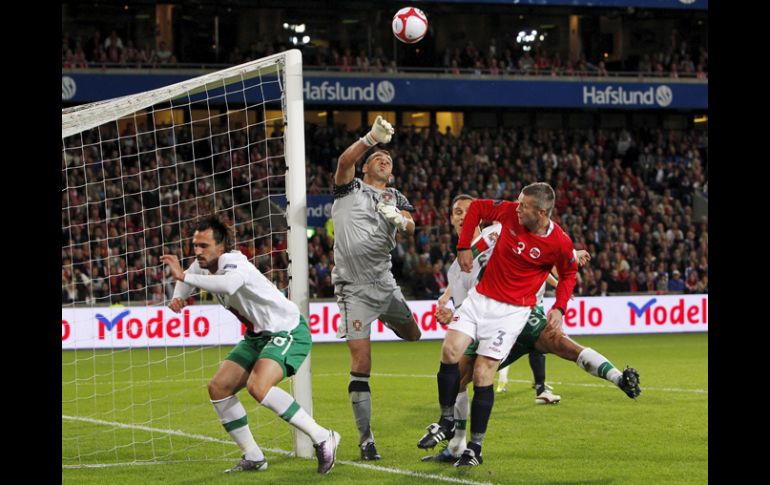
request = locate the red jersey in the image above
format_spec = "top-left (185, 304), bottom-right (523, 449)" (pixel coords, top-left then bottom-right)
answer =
top-left (457, 199), bottom-right (577, 312)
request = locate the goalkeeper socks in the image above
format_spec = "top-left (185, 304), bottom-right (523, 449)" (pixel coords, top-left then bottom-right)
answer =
top-left (349, 372), bottom-right (374, 445)
top-left (529, 352), bottom-right (546, 394)
top-left (211, 395), bottom-right (265, 461)
top-left (576, 348), bottom-right (623, 385)
top-left (260, 387), bottom-right (328, 444)
top-left (470, 385), bottom-right (494, 445)
top-left (437, 362), bottom-right (461, 422)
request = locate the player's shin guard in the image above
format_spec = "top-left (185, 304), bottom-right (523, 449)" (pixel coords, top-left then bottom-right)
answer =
top-left (212, 395), bottom-right (265, 461)
top-left (349, 373), bottom-right (373, 445)
top-left (576, 348), bottom-right (622, 385)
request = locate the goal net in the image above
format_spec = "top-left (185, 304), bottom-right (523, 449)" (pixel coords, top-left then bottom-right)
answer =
top-left (61, 49), bottom-right (313, 467)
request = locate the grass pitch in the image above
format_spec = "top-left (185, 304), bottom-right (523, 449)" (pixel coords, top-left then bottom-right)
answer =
top-left (63, 333), bottom-right (707, 484)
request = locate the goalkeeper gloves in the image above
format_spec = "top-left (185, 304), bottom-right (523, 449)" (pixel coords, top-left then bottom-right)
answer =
top-left (361, 115), bottom-right (395, 146)
top-left (376, 202), bottom-right (408, 231)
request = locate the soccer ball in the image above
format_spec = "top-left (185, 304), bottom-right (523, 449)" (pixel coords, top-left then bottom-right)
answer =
top-left (392, 7), bottom-right (428, 44)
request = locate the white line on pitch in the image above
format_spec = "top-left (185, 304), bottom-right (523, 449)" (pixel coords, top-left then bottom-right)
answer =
top-left (62, 415), bottom-right (495, 485)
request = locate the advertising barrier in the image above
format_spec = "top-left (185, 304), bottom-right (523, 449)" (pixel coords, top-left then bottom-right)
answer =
top-left (63, 73), bottom-right (707, 110)
top-left (62, 294), bottom-right (707, 349)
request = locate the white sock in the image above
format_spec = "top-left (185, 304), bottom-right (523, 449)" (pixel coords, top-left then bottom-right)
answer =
top-left (497, 367), bottom-right (509, 386)
top-left (261, 387), bottom-right (328, 444)
top-left (448, 390), bottom-right (469, 455)
top-left (211, 395), bottom-right (265, 461)
top-left (576, 348), bottom-right (622, 385)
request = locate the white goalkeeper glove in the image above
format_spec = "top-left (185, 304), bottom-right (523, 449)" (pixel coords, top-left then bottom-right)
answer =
top-left (376, 202), bottom-right (408, 231)
top-left (361, 115), bottom-right (395, 147)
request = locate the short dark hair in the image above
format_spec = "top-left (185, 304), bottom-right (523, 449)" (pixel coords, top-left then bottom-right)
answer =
top-left (365, 149), bottom-right (392, 165)
top-left (521, 182), bottom-right (555, 216)
top-left (451, 193), bottom-right (475, 207)
top-left (194, 214), bottom-right (235, 252)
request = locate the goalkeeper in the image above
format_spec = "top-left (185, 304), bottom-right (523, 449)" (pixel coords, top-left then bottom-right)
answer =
top-left (331, 116), bottom-right (422, 461)
top-left (160, 215), bottom-right (339, 475)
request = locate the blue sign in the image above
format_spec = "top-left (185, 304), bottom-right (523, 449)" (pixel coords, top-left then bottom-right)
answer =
top-left (272, 195), bottom-right (333, 227)
top-left (301, 77), bottom-right (707, 109)
top-left (62, 72), bottom-right (707, 110)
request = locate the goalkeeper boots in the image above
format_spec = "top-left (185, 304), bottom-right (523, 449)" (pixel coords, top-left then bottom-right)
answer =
top-left (619, 366), bottom-right (641, 399)
top-left (360, 441), bottom-right (381, 460)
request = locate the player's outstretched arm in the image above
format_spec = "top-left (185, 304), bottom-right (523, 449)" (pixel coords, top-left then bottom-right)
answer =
top-left (335, 115), bottom-right (394, 186)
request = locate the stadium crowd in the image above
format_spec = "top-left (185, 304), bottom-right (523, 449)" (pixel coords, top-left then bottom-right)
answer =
top-left (63, 116), bottom-right (708, 305)
top-left (62, 28), bottom-right (707, 79)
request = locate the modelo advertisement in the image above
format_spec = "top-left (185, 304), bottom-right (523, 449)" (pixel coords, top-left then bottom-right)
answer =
top-left (62, 294), bottom-right (707, 349)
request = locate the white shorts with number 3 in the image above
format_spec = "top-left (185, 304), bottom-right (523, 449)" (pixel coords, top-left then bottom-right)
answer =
top-left (449, 288), bottom-right (532, 361)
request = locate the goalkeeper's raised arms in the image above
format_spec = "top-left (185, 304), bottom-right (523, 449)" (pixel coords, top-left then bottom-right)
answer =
top-left (361, 115), bottom-right (395, 147)
top-left (335, 116), bottom-right (396, 186)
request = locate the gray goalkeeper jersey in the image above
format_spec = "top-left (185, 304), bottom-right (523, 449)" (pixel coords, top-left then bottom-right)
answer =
top-left (332, 177), bottom-right (414, 285)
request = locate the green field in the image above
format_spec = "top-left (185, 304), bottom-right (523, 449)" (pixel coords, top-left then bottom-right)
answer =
top-left (63, 333), bottom-right (708, 484)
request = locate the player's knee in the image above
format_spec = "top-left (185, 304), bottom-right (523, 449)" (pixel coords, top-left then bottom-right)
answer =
top-left (207, 378), bottom-right (228, 400)
top-left (246, 380), bottom-right (269, 403)
top-left (349, 351), bottom-right (372, 373)
top-left (441, 343), bottom-right (463, 363)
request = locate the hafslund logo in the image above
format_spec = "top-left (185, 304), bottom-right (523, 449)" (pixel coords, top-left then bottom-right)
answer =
top-left (62, 76), bottom-right (77, 100)
top-left (583, 85), bottom-right (673, 107)
top-left (304, 80), bottom-right (395, 103)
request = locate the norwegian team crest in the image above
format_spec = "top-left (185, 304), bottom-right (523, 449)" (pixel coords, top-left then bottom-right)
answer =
top-left (380, 192), bottom-right (394, 204)
top-left (529, 247), bottom-right (541, 259)
top-left (353, 320), bottom-right (363, 331)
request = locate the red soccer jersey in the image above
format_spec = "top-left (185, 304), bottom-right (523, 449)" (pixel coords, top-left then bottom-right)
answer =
top-left (457, 199), bottom-right (578, 312)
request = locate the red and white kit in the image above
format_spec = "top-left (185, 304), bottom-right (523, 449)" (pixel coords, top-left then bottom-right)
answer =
top-left (452, 199), bottom-right (578, 359)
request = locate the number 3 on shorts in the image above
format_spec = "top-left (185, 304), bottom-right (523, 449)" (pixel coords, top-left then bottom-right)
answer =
top-left (493, 330), bottom-right (506, 346)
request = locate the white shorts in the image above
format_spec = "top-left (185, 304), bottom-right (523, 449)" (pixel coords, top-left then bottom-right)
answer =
top-left (449, 288), bottom-right (532, 361)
